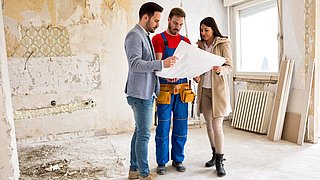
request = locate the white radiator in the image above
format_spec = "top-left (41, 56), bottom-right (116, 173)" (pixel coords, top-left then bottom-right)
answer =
top-left (231, 90), bottom-right (274, 134)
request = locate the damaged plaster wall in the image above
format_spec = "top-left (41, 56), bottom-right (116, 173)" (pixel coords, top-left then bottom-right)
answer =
top-left (0, 90), bottom-right (19, 179)
top-left (3, 0), bottom-right (133, 139)
top-left (3, 0), bottom-right (226, 140)
top-left (0, 1), bottom-right (19, 178)
top-left (283, 0), bottom-right (315, 116)
top-left (283, 0), bottom-right (305, 113)
top-left (9, 55), bottom-right (101, 95)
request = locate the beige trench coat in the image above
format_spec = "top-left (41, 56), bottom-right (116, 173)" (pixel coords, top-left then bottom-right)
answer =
top-left (196, 37), bottom-right (233, 118)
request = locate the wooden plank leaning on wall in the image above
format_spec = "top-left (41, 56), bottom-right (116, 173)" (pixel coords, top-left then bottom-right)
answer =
top-left (267, 59), bottom-right (294, 142)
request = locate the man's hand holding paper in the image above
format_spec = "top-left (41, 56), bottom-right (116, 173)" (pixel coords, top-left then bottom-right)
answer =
top-left (162, 56), bottom-right (178, 68)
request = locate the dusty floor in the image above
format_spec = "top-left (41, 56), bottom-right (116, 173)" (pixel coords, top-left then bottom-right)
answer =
top-left (18, 135), bottom-right (126, 179)
top-left (18, 121), bottom-right (320, 180)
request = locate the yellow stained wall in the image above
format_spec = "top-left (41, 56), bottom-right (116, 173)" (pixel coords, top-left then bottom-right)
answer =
top-left (4, 0), bottom-right (132, 57)
top-left (3, 0), bottom-right (56, 24)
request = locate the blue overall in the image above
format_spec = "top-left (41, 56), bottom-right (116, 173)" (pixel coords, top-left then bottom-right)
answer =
top-left (155, 32), bottom-right (188, 165)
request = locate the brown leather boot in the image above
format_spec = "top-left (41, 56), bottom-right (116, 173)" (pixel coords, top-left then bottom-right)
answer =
top-left (139, 172), bottom-right (157, 180)
top-left (128, 170), bottom-right (139, 179)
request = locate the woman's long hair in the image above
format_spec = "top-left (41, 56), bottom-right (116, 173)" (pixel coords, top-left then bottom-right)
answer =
top-left (200, 17), bottom-right (227, 41)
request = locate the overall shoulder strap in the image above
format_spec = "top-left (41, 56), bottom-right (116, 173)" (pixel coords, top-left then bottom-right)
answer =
top-left (180, 35), bottom-right (184, 41)
top-left (160, 32), bottom-right (168, 47)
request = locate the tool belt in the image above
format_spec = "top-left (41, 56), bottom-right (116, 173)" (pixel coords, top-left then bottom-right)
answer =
top-left (157, 83), bottom-right (195, 104)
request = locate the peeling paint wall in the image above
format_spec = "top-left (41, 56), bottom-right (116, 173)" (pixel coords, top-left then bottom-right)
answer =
top-left (0, 1), bottom-right (20, 178)
top-left (3, 0), bottom-right (227, 139)
top-left (3, 0), bottom-right (56, 25)
top-left (55, 0), bottom-right (86, 23)
top-left (8, 55), bottom-right (101, 95)
top-left (284, 0), bottom-right (315, 114)
top-left (0, 83), bottom-right (19, 179)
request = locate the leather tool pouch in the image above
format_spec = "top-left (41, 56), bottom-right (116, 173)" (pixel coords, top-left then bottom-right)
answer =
top-left (157, 90), bottom-right (171, 104)
top-left (180, 89), bottom-right (195, 103)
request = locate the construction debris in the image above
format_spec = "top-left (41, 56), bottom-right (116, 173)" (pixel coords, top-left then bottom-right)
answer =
top-left (18, 136), bottom-right (126, 179)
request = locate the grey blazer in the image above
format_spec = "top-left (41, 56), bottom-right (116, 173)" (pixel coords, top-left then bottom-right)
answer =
top-left (124, 24), bottom-right (162, 100)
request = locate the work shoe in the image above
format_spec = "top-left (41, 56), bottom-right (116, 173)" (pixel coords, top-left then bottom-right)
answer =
top-left (156, 164), bottom-right (167, 175)
top-left (172, 161), bottom-right (186, 172)
top-left (128, 170), bottom-right (139, 179)
top-left (139, 172), bottom-right (157, 180)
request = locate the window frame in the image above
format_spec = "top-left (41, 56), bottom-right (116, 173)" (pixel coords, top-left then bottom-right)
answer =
top-left (230, 0), bottom-right (279, 76)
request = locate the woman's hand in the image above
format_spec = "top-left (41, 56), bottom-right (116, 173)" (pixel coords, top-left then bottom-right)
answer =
top-left (193, 76), bottom-right (200, 83)
top-left (213, 66), bottom-right (221, 74)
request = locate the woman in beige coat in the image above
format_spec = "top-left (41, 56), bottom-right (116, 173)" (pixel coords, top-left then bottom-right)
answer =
top-left (194, 17), bottom-right (232, 177)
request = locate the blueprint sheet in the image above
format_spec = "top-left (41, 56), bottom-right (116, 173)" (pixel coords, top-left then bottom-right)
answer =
top-left (156, 41), bottom-right (226, 78)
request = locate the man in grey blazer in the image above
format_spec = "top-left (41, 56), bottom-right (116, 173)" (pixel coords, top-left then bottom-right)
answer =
top-left (124, 2), bottom-right (177, 180)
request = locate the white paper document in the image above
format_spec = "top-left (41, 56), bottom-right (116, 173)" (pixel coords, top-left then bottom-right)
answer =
top-left (156, 41), bottom-right (226, 78)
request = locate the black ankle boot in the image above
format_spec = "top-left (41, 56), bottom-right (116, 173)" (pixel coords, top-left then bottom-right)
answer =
top-left (205, 147), bottom-right (216, 167)
top-left (215, 154), bottom-right (226, 177)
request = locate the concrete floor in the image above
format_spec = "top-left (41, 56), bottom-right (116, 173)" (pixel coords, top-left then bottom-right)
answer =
top-left (109, 121), bottom-right (320, 180)
top-left (18, 121), bottom-right (320, 180)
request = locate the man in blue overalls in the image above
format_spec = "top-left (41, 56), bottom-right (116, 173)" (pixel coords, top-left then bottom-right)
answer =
top-left (152, 7), bottom-right (192, 175)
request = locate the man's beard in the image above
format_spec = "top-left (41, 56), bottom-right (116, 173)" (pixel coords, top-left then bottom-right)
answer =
top-left (146, 21), bottom-right (155, 33)
top-left (168, 24), bottom-right (179, 35)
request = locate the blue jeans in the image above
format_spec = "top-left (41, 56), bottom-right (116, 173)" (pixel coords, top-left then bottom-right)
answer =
top-left (127, 96), bottom-right (154, 177)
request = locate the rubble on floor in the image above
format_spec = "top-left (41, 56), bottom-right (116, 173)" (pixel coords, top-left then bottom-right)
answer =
top-left (18, 136), bottom-right (126, 179)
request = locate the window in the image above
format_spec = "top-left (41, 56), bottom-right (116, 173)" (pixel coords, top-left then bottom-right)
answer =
top-left (233, 0), bottom-right (278, 74)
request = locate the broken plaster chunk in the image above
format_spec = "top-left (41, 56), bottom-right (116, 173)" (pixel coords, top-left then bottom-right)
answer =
top-left (52, 164), bottom-right (60, 171)
top-left (45, 164), bottom-right (60, 172)
top-left (45, 165), bottom-right (52, 172)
